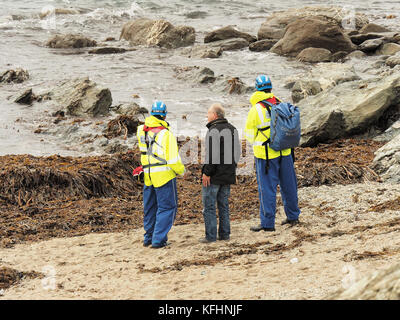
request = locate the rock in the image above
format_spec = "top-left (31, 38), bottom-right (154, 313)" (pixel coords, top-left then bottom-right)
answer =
top-left (374, 117), bottom-right (400, 142)
top-left (88, 47), bottom-right (131, 54)
top-left (376, 42), bottom-right (400, 56)
top-left (328, 263), bottom-right (400, 299)
top-left (346, 50), bottom-right (367, 59)
top-left (350, 32), bottom-right (399, 45)
top-left (270, 16), bottom-right (357, 57)
top-left (296, 47), bottom-right (332, 63)
top-left (386, 52), bottom-right (400, 67)
top-left (210, 38), bottom-right (249, 51)
top-left (286, 63), bottom-right (361, 96)
top-left (46, 77), bottom-right (112, 117)
top-left (181, 45), bottom-right (223, 59)
top-left (112, 103), bottom-right (149, 117)
top-left (359, 23), bottom-right (392, 34)
top-left (249, 39), bottom-right (278, 52)
top-left (120, 18), bottom-right (195, 49)
top-left (14, 88), bottom-right (34, 105)
top-left (0, 68), bottom-right (29, 84)
top-left (174, 66), bottom-right (216, 84)
top-left (103, 141), bottom-right (129, 154)
top-left (372, 114), bottom-right (400, 183)
top-left (213, 77), bottom-right (253, 95)
top-left (46, 34), bottom-right (97, 49)
top-left (359, 38), bottom-right (384, 52)
top-left (298, 73), bottom-right (400, 147)
top-left (204, 26), bottom-right (256, 43)
top-left (331, 51), bottom-right (348, 62)
top-left (181, 38), bottom-right (249, 58)
top-left (292, 80), bottom-right (322, 103)
top-left (258, 6), bottom-right (369, 41)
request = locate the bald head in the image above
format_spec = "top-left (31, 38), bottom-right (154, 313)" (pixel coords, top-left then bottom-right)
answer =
top-left (208, 103), bottom-right (225, 122)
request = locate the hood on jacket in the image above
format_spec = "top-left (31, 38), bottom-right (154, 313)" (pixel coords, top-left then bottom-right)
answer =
top-left (250, 91), bottom-right (274, 106)
top-left (144, 115), bottom-right (169, 129)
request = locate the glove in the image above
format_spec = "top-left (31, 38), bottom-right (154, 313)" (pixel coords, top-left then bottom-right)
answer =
top-left (132, 166), bottom-right (144, 183)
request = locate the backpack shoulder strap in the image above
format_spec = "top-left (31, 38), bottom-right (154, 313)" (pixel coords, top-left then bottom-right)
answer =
top-left (258, 100), bottom-right (272, 117)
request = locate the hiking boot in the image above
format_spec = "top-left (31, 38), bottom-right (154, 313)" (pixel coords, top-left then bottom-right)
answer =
top-left (250, 225), bottom-right (275, 232)
top-left (281, 219), bottom-right (299, 226)
top-left (199, 238), bottom-right (216, 244)
top-left (218, 236), bottom-right (230, 241)
top-left (151, 241), bottom-right (170, 249)
top-left (143, 241), bottom-right (152, 247)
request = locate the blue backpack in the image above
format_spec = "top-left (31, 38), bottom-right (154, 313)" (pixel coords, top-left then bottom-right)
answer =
top-left (260, 100), bottom-right (301, 151)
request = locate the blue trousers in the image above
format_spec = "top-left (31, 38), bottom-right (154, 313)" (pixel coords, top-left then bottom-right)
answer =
top-left (202, 184), bottom-right (231, 241)
top-left (143, 178), bottom-right (178, 246)
top-left (255, 156), bottom-right (301, 228)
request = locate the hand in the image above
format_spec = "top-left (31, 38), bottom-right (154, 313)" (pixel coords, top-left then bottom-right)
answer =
top-left (183, 170), bottom-right (191, 180)
top-left (202, 174), bottom-right (211, 187)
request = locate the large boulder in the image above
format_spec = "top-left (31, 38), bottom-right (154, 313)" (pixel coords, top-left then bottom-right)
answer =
top-left (0, 68), bottom-right (29, 84)
top-left (328, 263), bottom-right (400, 299)
top-left (120, 18), bottom-right (195, 49)
top-left (258, 6), bottom-right (369, 41)
top-left (296, 47), bottom-right (332, 63)
top-left (46, 34), bottom-right (97, 49)
top-left (204, 26), bottom-right (256, 43)
top-left (359, 23), bottom-right (392, 34)
top-left (270, 16), bottom-right (357, 57)
top-left (298, 73), bottom-right (400, 146)
top-left (373, 133), bottom-right (400, 183)
top-left (46, 77), bottom-right (112, 117)
top-left (376, 43), bottom-right (400, 56)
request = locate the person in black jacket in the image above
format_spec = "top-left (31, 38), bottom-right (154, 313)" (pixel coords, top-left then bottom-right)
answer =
top-left (200, 103), bottom-right (241, 243)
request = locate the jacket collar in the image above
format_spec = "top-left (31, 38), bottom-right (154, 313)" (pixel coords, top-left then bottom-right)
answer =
top-left (206, 118), bottom-right (228, 129)
top-left (144, 115), bottom-right (169, 129)
top-left (250, 91), bottom-right (275, 106)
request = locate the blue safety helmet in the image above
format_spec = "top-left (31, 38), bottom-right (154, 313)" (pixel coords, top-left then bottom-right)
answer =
top-left (255, 75), bottom-right (272, 91)
top-left (150, 100), bottom-right (167, 117)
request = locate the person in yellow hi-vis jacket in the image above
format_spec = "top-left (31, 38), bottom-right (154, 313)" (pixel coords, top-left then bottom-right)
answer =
top-left (245, 75), bottom-right (301, 232)
top-left (136, 101), bottom-right (185, 248)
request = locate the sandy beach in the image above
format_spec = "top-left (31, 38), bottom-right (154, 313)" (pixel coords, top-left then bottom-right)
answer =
top-left (1, 182), bottom-right (399, 300)
top-left (2, 1), bottom-right (400, 301)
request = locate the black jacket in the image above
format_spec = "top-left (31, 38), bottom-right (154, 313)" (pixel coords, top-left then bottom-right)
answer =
top-left (202, 118), bottom-right (241, 185)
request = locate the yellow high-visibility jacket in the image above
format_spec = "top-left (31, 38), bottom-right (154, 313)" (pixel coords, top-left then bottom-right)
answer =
top-left (245, 91), bottom-right (291, 160)
top-left (137, 116), bottom-right (185, 187)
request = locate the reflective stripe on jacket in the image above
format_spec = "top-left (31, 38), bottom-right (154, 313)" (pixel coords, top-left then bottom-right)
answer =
top-left (137, 116), bottom-right (185, 187)
top-left (245, 91), bottom-right (291, 160)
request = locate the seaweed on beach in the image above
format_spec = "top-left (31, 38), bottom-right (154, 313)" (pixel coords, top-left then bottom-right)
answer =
top-left (0, 266), bottom-right (43, 290)
top-left (0, 138), bottom-right (386, 248)
top-left (0, 151), bottom-right (141, 206)
top-left (294, 139), bottom-right (385, 187)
